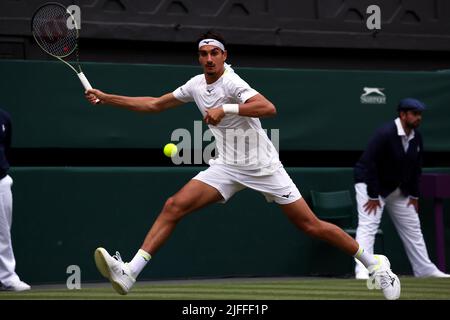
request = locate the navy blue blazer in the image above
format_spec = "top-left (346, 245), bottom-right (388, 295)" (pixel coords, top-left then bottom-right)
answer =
top-left (354, 120), bottom-right (423, 199)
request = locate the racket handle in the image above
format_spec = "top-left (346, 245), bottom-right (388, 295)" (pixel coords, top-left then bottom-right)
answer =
top-left (78, 72), bottom-right (100, 104)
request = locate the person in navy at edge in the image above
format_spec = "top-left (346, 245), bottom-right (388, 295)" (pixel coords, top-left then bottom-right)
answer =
top-left (354, 98), bottom-right (450, 279)
top-left (0, 106), bottom-right (30, 291)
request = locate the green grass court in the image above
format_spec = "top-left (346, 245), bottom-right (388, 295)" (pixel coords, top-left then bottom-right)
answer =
top-left (0, 277), bottom-right (449, 300)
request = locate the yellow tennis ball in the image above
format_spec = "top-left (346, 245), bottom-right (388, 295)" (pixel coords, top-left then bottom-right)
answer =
top-left (163, 143), bottom-right (177, 157)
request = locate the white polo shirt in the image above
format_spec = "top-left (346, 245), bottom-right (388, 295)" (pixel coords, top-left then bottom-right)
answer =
top-left (173, 68), bottom-right (281, 174)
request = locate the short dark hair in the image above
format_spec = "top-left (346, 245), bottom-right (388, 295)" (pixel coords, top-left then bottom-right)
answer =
top-left (197, 30), bottom-right (227, 48)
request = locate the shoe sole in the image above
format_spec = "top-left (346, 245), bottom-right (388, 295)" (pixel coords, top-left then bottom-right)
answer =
top-left (94, 247), bottom-right (128, 295)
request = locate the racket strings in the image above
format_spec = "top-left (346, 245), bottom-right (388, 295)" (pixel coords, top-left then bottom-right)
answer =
top-left (32, 4), bottom-right (78, 58)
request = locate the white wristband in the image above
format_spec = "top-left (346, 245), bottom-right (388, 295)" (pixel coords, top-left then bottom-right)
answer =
top-left (222, 104), bottom-right (239, 114)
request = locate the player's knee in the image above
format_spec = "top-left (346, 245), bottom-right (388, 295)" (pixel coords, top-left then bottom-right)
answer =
top-left (162, 196), bottom-right (187, 221)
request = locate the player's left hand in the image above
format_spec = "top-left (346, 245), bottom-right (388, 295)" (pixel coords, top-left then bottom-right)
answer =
top-left (204, 107), bottom-right (225, 125)
top-left (407, 197), bottom-right (419, 213)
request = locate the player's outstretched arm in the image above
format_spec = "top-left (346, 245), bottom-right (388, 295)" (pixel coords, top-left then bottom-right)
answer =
top-left (85, 89), bottom-right (184, 113)
top-left (236, 94), bottom-right (277, 118)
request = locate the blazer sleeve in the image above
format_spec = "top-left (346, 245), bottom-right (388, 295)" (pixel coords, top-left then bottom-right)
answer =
top-left (365, 130), bottom-right (385, 199)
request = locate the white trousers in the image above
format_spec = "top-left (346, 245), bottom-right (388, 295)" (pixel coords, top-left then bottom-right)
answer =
top-left (0, 175), bottom-right (20, 284)
top-left (354, 182), bottom-right (440, 277)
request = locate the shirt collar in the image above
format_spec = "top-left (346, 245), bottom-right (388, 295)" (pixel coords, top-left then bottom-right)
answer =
top-left (395, 117), bottom-right (415, 140)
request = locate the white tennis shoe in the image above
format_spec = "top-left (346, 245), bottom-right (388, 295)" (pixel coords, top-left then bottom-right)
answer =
top-left (94, 247), bottom-right (135, 295)
top-left (355, 271), bottom-right (370, 280)
top-left (0, 280), bottom-right (31, 292)
top-left (368, 255), bottom-right (401, 300)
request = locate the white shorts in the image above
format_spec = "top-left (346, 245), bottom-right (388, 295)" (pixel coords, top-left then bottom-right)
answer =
top-left (192, 164), bottom-right (302, 205)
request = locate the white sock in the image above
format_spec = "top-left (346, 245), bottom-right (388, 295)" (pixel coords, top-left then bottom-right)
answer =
top-left (353, 246), bottom-right (377, 268)
top-left (128, 249), bottom-right (151, 278)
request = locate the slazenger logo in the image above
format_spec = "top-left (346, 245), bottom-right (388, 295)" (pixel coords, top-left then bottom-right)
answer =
top-left (360, 87), bottom-right (386, 104)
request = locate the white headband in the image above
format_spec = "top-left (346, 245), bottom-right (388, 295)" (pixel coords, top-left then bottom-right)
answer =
top-left (198, 39), bottom-right (225, 51)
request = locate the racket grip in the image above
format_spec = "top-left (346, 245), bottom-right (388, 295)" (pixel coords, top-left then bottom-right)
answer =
top-left (78, 72), bottom-right (100, 104)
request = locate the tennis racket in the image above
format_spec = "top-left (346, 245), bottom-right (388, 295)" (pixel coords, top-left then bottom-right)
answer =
top-left (31, 2), bottom-right (99, 103)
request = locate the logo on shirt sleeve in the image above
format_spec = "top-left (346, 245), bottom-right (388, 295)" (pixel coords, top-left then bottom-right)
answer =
top-left (237, 89), bottom-right (248, 99)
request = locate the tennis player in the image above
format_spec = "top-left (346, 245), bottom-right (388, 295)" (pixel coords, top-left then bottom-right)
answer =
top-left (85, 31), bottom-right (400, 299)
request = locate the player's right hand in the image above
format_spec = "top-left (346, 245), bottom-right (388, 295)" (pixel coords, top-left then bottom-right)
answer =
top-left (85, 89), bottom-right (106, 104)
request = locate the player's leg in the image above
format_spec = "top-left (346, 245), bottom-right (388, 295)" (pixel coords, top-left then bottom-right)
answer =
top-left (385, 189), bottom-right (449, 277)
top-left (280, 198), bottom-right (359, 256)
top-left (95, 165), bottom-right (241, 294)
top-left (280, 197), bottom-right (400, 299)
top-left (140, 165), bottom-right (244, 256)
top-left (242, 167), bottom-right (400, 299)
top-left (95, 179), bottom-right (222, 295)
top-left (235, 167), bottom-right (360, 256)
top-left (354, 182), bottom-right (384, 279)
top-left (140, 179), bottom-right (223, 255)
